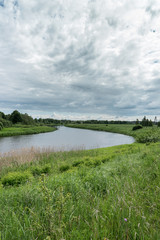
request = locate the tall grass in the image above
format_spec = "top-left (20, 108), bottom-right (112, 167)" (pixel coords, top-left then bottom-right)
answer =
top-left (0, 143), bottom-right (160, 239)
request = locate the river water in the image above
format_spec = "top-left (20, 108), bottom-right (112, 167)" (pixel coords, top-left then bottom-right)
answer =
top-left (0, 126), bottom-right (134, 154)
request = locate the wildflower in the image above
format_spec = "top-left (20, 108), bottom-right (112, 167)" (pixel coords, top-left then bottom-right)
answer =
top-left (124, 218), bottom-right (127, 222)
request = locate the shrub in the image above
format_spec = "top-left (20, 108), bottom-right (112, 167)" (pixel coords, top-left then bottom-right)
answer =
top-left (0, 121), bottom-right (3, 130)
top-left (136, 134), bottom-right (159, 143)
top-left (1, 171), bottom-right (32, 186)
top-left (59, 164), bottom-right (70, 172)
top-left (101, 157), bottom-right (110, 163)
top-left (92, 159), bottom-right (101, 166)
top-left (72, 160), bottom-right (84, 167)
top-left (132, 125), bottom-right (143, 131)
top-left (0, 118), bottom-right (12, 127)
top-left (31, 164), bottom-right (51, 176)
top-left (84, 159), bottom-right (101, 167)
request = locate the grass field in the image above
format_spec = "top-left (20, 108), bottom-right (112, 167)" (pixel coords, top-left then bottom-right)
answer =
top-left (0, 125), bottom-right (160, 239)
top-left (0, 125), bottom-right (56, 137)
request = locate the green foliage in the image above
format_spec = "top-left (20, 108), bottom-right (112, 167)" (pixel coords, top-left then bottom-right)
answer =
top-left (21, 113), bottom-right (35, 125)
top-left (0, 117), bottom-right (12, 127)
top-left (0, 111), bottom-right (6, 119)
top-left (0, 121), bottom-right (3, 130)
top-left (84, 158), bottom-right (101, 167)
top-left (141, 116), bottom-right (153, 126)
top-left (10, 110), bottom-right (23, 124)
top-left (132, 125), bottom-right (143, 131)
top-left (59, 164), bottom-right (70, 172)
top-left (1, 171), bottom-right (32, 186)
top-left (31, 164), bottom-right (51, 176)
top-left (72, 160), bottom-right (84, 167)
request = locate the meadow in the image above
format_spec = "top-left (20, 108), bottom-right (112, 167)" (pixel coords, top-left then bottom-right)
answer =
top-left (0, 125), bottom-right (56, 137)
top-left (0, 124), bottom-right (160, 239)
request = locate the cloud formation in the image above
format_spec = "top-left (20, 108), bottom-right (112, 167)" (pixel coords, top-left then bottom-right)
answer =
top-left (0, 0), bottom-right (160, 120)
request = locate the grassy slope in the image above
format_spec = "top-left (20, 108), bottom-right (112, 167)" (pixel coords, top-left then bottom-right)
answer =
top-left (0, 141), bottom-right (160, 239)
top-left (0, 125), bottom-right (56, 137)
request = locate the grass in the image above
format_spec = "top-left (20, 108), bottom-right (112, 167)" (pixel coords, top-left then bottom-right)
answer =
top-left (0, 141), bottom-right (160, 239)
top-left (0, 125), bottom-right (56, 137)
top-left (66, 123), bottom-right (160, 143)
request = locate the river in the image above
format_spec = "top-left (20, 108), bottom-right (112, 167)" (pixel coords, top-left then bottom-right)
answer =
top-left (0, 126), bottom-right (134, 154)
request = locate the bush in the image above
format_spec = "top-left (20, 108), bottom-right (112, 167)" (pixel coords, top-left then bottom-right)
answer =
top-left (0, 121), bottom-right (3, 130)
top-left (84, 159), bottom-right (101, 167)
top-left (101, 157), bottom-right (110, 163)
top-left (136, 134), bottom-right (159, 143)
top-left (31, 164), bottom-right (51, 176)
top-left (72, 160), bottom-right (84, 167)
top-left (0, 118), bottom-right (12, 127)
top-left (132, 125), bottom-right (143, 131)
top-left (1, 171), bottom-right (32, 186)
top-left (59, 164), bottom-right (70, 172)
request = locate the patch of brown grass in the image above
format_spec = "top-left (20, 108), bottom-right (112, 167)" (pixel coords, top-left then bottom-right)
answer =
top-left (0, 145), bottom-right (86, 171)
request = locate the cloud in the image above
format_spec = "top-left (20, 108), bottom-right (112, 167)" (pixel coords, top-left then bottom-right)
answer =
top-left (0, 0), bottom-right (160, 120)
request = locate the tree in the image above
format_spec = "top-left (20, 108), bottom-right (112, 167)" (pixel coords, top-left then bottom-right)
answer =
top-left (141, 116), bottom-right (153, 127)
top-left (154, 116), bottom-right (157, 125)
top-left (0, 111), bottom-right (6, 119)
top-left (21, 113), bottom-right (34, 125)
top-left (10, 110), bottom-right (22, 124)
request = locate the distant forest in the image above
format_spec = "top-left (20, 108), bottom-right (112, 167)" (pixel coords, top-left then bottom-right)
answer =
top-left (0, 110), bottom-right (158, 131)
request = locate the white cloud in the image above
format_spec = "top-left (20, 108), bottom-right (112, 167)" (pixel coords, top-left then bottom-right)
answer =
top-left (0, 0), bottom-right (160, 119)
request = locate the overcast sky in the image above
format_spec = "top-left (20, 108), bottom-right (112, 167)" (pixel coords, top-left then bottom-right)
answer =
top-left (0, 0), bottom-right (160, 120)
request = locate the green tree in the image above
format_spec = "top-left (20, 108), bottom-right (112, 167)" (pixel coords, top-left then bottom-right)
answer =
top-left (0, 111), bottom-right (6, 119)
top-left (10, 110), bottom-right (22, 124)
top-left (141, 116), bottom-right (153, 126)
top-left (21, 113), bottom-right (34, 125)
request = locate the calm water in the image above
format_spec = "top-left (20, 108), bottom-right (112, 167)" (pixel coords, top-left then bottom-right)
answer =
top-left (0, 126), bottom-right (134, 154)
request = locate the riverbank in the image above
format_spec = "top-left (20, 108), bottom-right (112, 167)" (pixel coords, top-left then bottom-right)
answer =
top-left (0, 139), bottom-right (160, 239)
top-left (66, 123), bottom-right (160, 143)
top-left (0, 125), bottom-right (56, 137)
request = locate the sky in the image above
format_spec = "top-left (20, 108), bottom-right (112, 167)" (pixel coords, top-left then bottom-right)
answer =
top-left (0, 0), bottom-right (160, 120)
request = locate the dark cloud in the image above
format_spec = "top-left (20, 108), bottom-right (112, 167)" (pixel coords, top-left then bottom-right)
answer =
top-left (0, 0), bottom-right (4, 7)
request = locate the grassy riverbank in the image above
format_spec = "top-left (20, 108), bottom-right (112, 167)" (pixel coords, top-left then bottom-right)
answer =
top-left (66, 123), bottom-right (160, 143)
top-left (0, 125), bottom-right (56, 137)
top-left (0, 139), bottom-right (160, 239)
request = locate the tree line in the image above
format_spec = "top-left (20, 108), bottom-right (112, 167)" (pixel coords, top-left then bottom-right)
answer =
top-left (0, 110), bottom-right (159, 131)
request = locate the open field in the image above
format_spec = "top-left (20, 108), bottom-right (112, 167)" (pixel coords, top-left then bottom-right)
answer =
top-left (0, 125), bottom-right (56, 138)
top-left (66, 123), bottom-right (160, 143)
top-left (0, 138), bottom-right (160, 239)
